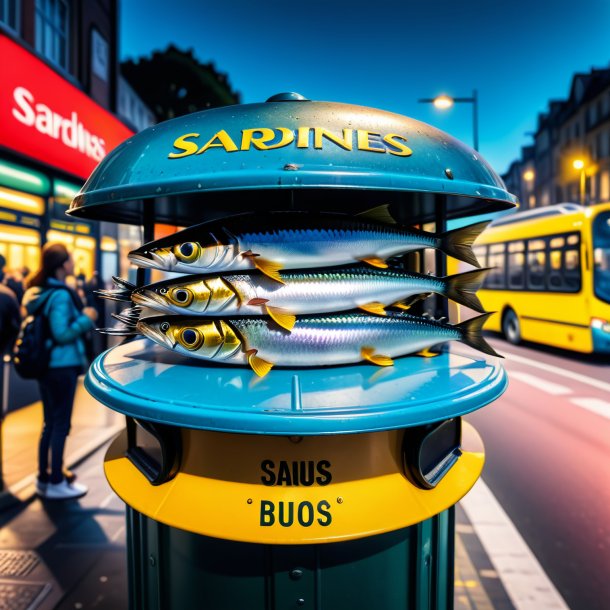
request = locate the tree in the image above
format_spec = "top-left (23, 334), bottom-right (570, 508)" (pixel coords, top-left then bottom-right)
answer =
top-left (121, 45), bottom-right (241, 122)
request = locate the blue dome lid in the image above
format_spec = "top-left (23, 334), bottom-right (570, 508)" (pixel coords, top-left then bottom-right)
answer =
top-left (68, 95), bottom-right (516, 225)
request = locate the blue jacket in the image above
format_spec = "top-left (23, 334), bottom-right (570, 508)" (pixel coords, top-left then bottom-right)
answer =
top-left (22, 278), bottom-right (94, 369)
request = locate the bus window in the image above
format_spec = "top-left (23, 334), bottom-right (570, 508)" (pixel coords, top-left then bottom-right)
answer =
top-left (486, 243), bottom-right (506, 289)
top-left (527, 239), bottom-right (546, 290)
top-left (508, 241), bottom-right (525, 289)
top-left (563, 248), bottom-right (581, 291)
top-left (593, 212), bottom-right (610, 303)
top-left (473, 245), bottom-right (487, 268)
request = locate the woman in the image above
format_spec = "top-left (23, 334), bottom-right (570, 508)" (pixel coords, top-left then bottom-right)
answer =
top-left (22, 243), bottom-right (98, 500)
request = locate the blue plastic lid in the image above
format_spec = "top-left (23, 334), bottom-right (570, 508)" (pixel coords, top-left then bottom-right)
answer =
top-left (86, 338), bottom-right (507, 435)
top-left (68, 95), bottom-right (516, 225)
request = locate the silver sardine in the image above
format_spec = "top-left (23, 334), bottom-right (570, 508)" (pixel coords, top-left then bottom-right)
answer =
top-left (127, 209), bottom-right (488, 281)
top-left (134, 312), bottom-right (500, 377)
top-left (98, 267), bottom-right (489, 331)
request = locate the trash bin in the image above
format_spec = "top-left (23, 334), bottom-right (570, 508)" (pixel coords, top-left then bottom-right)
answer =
top-left (69, 93), bottom-right (516, 610)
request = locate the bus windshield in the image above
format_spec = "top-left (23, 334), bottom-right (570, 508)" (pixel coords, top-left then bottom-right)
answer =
top-left (593, 212), bottom-right (610, 304)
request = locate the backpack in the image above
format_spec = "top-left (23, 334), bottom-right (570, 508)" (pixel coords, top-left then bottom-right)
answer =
top-left (13, 287), bottom-right (72, 379)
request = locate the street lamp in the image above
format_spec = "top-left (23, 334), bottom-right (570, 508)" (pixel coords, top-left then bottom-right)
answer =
top-left (572, 159), bottom-right (586, 204)
top-left (418, 90), bottom-right (479, 151)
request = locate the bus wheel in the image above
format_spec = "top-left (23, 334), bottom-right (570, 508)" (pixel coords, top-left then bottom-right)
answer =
top-left (502, 309), bottom-right (521, 345)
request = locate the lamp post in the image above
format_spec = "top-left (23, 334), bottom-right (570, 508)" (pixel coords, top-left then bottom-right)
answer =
top-left (572, 159), bottom-right (586, 205)
top-left (418, 90), bottom-right (479, 151)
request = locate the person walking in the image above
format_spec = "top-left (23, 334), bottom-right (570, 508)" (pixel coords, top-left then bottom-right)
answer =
top-left (22, 243), bottom-right (98, 500)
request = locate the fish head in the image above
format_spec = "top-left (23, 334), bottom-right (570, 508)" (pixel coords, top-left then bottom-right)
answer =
top-left (137, 317), bottom-right (232, 360)
top-left (136, 317), bottom-right (177, 350)
top-left (129, 240), bottom-right (229, 272)
top-left (132, 279), bottom-right (212, 313)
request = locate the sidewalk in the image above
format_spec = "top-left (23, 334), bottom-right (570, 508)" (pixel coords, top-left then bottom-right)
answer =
top-left (0, 377), bottom-right (124, 506)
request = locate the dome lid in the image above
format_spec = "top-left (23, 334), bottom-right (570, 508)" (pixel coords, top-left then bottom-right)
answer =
top-left (68, 94), bottom-right (516, 224)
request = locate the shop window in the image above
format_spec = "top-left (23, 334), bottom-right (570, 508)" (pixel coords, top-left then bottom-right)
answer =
top-left (0, 186), bottom-right (45, 215)
top-left (0, 0), bottom-right (19, 33)
top-left (35, 0), bottom-right (70, 71)
top-left (0, 223), bottom-right (41, 274)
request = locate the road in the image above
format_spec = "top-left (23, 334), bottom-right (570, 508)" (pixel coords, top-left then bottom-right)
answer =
top-left (465, 335), bottom-right (610, 610)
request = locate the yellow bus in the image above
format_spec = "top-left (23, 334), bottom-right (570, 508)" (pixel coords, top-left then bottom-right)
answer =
top-left (470, 202), bottom-right (610, 353)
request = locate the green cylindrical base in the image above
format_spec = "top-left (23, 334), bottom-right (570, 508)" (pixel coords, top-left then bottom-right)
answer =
top-left (126, 506), bottom-right (455, 610)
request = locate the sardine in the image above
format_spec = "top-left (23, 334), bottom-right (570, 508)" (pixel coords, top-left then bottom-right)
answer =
top-left (127, 209), bottom-right (488, 281)
top-left (128, 312), bottom-right (500, 377)
top-left (98, 267), bottom-right (490, 331)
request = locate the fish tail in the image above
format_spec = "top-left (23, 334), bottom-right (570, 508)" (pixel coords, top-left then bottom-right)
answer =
top-left (455, 313), bottom-right (502, 358)
top-left (443, 268), bottom-right (491, 313)
top-left (437, 221), bottom-right (489, 268)
top-left (96, 276), bottom-right (136, 303)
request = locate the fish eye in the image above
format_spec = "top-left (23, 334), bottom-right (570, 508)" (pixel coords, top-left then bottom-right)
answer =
top-left (174, 242), bottom-right (200, 263)
top-left (178, 327), bottom-right (203, 350)
top-left (160, 322), bottom-right (170, 332)
top-left (168, 287), bottom-right (193, 307)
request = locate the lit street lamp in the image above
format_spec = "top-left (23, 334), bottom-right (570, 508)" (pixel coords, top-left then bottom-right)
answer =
top-left (418, 90), bottom-right (479, 151)
top-left (572, 158), bottom-right (586, 205)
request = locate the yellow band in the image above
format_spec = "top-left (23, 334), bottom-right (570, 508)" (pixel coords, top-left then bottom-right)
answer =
top-left (104, 423), bottom-right (484, 544)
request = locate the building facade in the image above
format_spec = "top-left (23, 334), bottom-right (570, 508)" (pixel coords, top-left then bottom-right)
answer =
top-left (503, 67), bottom-right (610, 210)
top-left (0, 0), bottom-right (147, 286)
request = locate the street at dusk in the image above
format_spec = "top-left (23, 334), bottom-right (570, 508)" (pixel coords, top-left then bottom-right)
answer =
top-left (465, 337), bottom-right (610, 610)
top-left (1, 1), bottom-right (610, 609)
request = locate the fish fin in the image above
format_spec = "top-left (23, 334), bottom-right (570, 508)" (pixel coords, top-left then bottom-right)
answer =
top-left (240, 249), bottom-right (260, 258)
top-left (253, 258), bottom-right (285, 283)
top-left (266, 306), bottom-right (296, 331)
top-left (361, 347), bottom-right (394, 366)
top-left (393, 293), bottom-right (431, 310)
top-left (443, 268), bottom-right (490, 313)
top-left (437, 221), bottom-right (490, 268)
top-left (456, 312), bottom-right (503, 357)
top-left (356, 204), bottom-right (397, 225)
top-left (416, 348), bottom-right (440, 358)
top-left (359, 256), bottom-right (389, 269)
top-left (358, 302), bottom-right (388, 316)
top-left (248, 297), bottom-right (270, 306)
top-left (95, 276), bottom-right (136, 302)
top-left (247, 351), bottom-right (275, 377)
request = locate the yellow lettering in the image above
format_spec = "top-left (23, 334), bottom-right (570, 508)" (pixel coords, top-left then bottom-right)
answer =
top-left (196, 130), bottom-right (238, 154)
top-left (383, 133), bottom-right (413, 157)
top-left (297, 127), bottom-right (310, 148)
top-left (168, 133), bottom-right (200, 159)
top-left (313, 128), bottom-right (353, 151)
top-left (357, 130), bottom-right (386, 153)
top-left (241, 127), bottom-right (294, 151)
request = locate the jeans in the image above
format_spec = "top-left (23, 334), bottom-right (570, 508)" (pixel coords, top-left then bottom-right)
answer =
top-left (37, 366), bottom-right (81, 484)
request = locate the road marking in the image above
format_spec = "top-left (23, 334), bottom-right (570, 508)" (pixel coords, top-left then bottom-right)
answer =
top-left (501, 349), bottom-right (610, 394)
top-left (460, 478), bottom-right (569, 610)
top-left (569, 397), bottom-right (610, 421)
top-left (508, 371), bottom-right (572, 395)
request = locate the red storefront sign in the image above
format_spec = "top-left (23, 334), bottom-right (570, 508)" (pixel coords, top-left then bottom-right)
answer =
top-left (0, 34), bottom-right (133, 180)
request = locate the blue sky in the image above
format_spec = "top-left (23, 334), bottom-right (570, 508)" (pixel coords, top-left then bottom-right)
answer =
top-left (121, 0), bottom-right (610, 177)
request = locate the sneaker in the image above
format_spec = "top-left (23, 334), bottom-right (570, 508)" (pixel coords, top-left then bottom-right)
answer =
top-left (41, 479), bottom-right (88, 500)
top-left (35, 479), bottom-right (47, 496)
